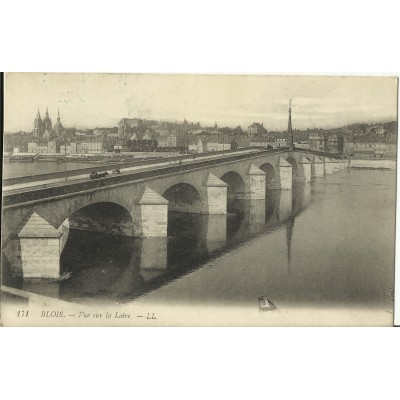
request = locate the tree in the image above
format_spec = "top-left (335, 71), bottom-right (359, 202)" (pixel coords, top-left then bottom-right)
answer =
top-left (231, 138), bottom-right (238, 151)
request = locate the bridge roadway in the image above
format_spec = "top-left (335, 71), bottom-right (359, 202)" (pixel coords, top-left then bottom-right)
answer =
top-left (3, 148), bottom-right (261, 195)
top-left (3, 147), bottom-right (301, 207)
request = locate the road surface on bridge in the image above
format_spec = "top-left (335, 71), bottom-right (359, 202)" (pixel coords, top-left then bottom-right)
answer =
top-left (3, 148), bottom-right (263, 194)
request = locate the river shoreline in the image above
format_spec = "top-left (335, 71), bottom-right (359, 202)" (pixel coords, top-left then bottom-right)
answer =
top-left (350, 158), bottom-right (396, 170)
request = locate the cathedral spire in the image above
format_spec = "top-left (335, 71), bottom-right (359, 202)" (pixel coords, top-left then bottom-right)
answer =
top-left (288, 99), bottom-right (293, 149)
top-left (57, 108), bottom-right (60, 121)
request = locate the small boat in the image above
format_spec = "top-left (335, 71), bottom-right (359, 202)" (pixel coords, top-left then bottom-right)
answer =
top-left (258, 296), bottom-right (277, 312)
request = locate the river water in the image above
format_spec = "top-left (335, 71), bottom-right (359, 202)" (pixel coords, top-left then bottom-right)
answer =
top-left (3, 160), bottom-right (99, 179)
top-left (2, 168), bottom-right (396, 326)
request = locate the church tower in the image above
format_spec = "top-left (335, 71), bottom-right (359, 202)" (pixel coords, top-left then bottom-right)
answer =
top-left (42, 107), bottom-right (53, 137)
top-left (53, 108), bottom-right (64, 137)
top-left (33, 109), bottom-right (43, 137)
top-left (288, 99), bottom-right (294, 149)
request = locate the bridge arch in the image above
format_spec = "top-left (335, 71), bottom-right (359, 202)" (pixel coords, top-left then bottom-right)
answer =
top-left (162, 183), bottom-right (202, 213)
top-left (60, 201), bottom-right (135, 237)
top-left (220, 171), bottom-right (246, 199)
top-left (286, 156), bottom-right (298, 177)
top-left (34, 189), bottom-right (136, 231)
top-left (58, 201), bottom-right (136, 281)
top-left (259, 162), bottom-right (276, 183)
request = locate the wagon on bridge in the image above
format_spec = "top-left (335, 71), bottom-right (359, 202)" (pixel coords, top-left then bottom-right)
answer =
top-left (89, 171), bottom-right (109, 180)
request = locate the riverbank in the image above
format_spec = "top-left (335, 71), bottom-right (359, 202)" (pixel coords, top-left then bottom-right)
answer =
top-left (350, 158), bottom-right (396, 170)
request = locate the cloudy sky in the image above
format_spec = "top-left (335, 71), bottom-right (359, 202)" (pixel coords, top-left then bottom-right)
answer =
top-left (4, 73), bottom-right (398, 132)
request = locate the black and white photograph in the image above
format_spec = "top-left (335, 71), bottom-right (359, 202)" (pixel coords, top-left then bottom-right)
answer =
top-left (1, 2), bottom-right (400, 399)
top-left (1, 73), bottom-right (397, 326)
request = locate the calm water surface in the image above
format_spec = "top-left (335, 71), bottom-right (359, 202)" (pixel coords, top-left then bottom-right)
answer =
top-left (3, 160), bottom-right (101, 179)
top-left (3, 169), bottom-right (396, 313)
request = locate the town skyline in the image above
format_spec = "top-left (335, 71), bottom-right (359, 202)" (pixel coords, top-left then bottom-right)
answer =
top-left (4, 74), bottom-right (398, 133)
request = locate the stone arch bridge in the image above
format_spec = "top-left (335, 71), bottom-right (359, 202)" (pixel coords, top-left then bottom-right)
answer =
top-left (2, 148), bottom-right (346, 279)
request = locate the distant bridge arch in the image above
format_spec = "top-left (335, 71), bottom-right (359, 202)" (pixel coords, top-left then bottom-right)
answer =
top-left (220, 171), bottom-right (246, 199)
top-left (259, 162), bottom-right (276, 184)
top-left (286, 156), bottom-right (298, 177)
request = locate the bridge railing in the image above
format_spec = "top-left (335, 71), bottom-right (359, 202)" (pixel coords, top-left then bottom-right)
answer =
top-left (3, 148), bottom-right (290, 207)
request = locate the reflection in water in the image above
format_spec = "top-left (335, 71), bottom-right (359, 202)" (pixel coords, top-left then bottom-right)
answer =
top-left (277, 190), bottom-right (292, 222)
top-left (204, 215), bottom-right (227, 254)
top-left (3, 171), bottom-right (394, 313)
top-left (4, 184), bottom-right (307, 303)
top-left (286, 216), bottom-right (294, 271)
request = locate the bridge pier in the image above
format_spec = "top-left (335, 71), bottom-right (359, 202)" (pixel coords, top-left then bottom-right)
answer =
top-left (312, 157), bottom-right (325, 177)
top-left (278, 157), bottom-right (293, 190)
top-left (299, 157), bottom-right (311, 183)
top-left (247, 164), bottom-right (266, 200)
top-left (134, 186), bottom-right (169, 237)
top-left (17, 212), bottom-right (62, 279)
top-left (205, 173), bottom-right (228, 214)
top-left (324, 158), bottom-right (334, 174)
top-left (333, 159), bottom-right (342, 171)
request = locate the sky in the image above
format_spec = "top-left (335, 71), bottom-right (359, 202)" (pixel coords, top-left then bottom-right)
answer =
top-left (4, 73), bottom-right (398, 133)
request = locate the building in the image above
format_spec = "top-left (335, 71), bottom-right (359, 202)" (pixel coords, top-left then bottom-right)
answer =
top-left (32, 107), bottom-right (52, 137)
top-left (32, 109), bottom-right (43, 137)
top-left (154, 128), bottom-right (170, 137)
top-left (166, 134), bottom-right (177, 147)
top-left (206, 142), bottom-right (231, 152)
top-left (188, 138), bottom-right (204, 153)
top-left (76, 129), bottom-right (91, 136)
top-left (32, 107), bottom-right (62, 138)
top-left (60, 142), bottom-right (78, 154)
top-left (118, 118), bottom-right (141, 138)
top-left (343, 139), bottom-right (355, 157)
top-left (275, 137), bottom-right (288, 148)
top-left (79, 140), bottom-right (104, 154)
top-left (47, 141), bottom-right (58, 153)
top-left (28, 140), bottom-right (58, 154)
top-left (309, 135), bottom-right (326, 151)
top-left (345, 141), bottom-right (391, 158)
top-left (250, 141), bottom-right (274, 148)
top-left (93, 128), bottom-right (104, 136)
top-left (294, 140), bottom-right (310, 149)
top-left (42, 108), bottom-right (53, 137)
top-left (53, 109), bottom-right (64, 136)
top-left (28, 142), bottom-right (48, 154)
top-left (248, 122), bottom-right (266, 136)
